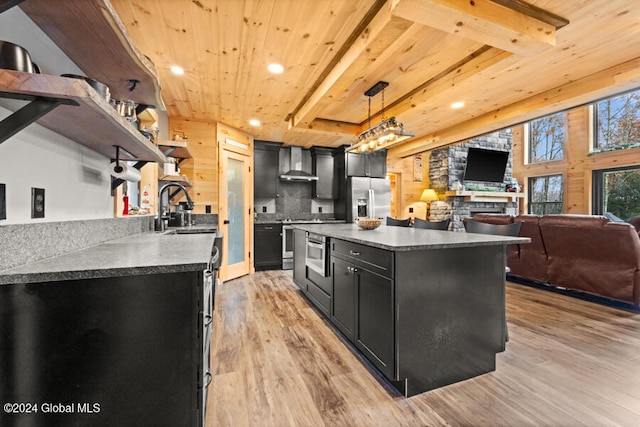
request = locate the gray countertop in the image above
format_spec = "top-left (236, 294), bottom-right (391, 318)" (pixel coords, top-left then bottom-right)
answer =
top-left (293, 223), bottom-right (530, 251)
top-left (0, 229), bottom-right (218, 285)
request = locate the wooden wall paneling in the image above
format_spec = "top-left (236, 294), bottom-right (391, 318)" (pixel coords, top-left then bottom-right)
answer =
top-left (512, 103), bottom-right (640, 216)
top-left (564, 106), bottom-right (591, 213)
top-left (169, 118), bottom-right (218, 214)
top-left (388, 153), bottom-right (429, 220)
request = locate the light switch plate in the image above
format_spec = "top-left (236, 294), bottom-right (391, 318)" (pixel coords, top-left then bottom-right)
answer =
top-left (0, 183), bottom-right (6, 220)
top-left (31, 187), bottom-right (45, 218)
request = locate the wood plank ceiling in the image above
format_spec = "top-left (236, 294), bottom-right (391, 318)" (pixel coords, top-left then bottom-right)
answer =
top-left (110, 0), bottom-right (640, 157)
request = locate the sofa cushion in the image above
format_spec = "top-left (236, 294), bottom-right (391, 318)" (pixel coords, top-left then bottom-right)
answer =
top-left (508, 215), bottom-right (549, 284)
top-left (471, 213), bottom-right (513, 225)
top-left (539, 215), bottom-right (640, 305)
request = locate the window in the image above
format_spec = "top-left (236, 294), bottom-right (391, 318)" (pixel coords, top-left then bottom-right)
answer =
top-left (529, 175), bottom-right (563, 214)
top-left (593, 166), bottom-right (640, 220)
top-left (595, 90), bottom-right (640, 152)
top-left (528, 112), bottom-right (565, 163)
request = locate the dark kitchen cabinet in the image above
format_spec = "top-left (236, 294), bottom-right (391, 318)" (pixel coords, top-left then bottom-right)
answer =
top-left (254, 223), bottom-right (282, 270)
top-left (355, 265), bottom-right (394, 379)
top-left (254, 141), bottom-right (282, 198)
top-left (0, 270), bottom-right (209, 427)
top-left (331, 255), bottom-right (356, 341)
top-left (311, 147), bottom-right (336, 199)
top-left (367, 149), bottom-right (388, 178)
top-left (344, 150), bottom-right (387, 178)
top-left (330, 239), bottom-right (394, 379)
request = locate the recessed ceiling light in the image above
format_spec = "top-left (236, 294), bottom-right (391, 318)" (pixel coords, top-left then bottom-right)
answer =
top-left (171, 65), bottom-right (185, 75)
top-left (451, 101), bottom-right (465, 109)
top-left (249, 119), bottom-right (261, 127)
top-left (268, 63), bottom-right (284, 74)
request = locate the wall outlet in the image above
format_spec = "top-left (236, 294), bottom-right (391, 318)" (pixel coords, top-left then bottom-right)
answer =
top-left (0, 183), bottom-right (6, 220)
top-left (31, 187), bottom-right (45, 218)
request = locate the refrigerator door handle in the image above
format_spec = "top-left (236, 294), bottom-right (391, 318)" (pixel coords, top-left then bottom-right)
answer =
top-left (368, 188), bottom-right (375, 218)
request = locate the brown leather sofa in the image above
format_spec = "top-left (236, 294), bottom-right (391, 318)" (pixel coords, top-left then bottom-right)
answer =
top-left (471, 213), bottom-right (640, 306)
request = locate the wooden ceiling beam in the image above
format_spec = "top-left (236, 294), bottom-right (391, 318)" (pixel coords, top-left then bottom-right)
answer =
top-left (289, 2), bottom-right (413, 130)
top-left (388, 56), bottom-right (640, 158)
top-left (363, 45), bottom-right (512, 126)
top-left (389, 0), bottom-right (557, 56)
top-left (289, 118), bottom-right (362, 136)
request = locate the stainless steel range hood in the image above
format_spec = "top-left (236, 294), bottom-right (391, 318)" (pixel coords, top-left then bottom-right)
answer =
top-left (279, 146), bottom-right (319, 181)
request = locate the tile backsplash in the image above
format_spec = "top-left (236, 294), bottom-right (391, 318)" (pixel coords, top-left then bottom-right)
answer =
top-left (255, 181), bottom-right (335, 221)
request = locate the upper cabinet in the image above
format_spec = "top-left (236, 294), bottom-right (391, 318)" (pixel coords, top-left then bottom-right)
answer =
top-left (345, 150), bottom-right (387, 178)
top-left (254, 141), bottom-right (281, 198)
top-left (0, 0), bottom-right (166, 163)
top-left (311, 147), bottom-right (336, 199)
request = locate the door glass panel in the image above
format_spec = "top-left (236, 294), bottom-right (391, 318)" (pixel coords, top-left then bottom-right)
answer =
top-left (227, 158), bottom-right (244, 265)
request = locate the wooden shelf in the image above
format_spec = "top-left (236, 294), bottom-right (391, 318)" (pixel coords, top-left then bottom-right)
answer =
top-left (445, 190), bottom-right (525, 203)
top-left (19, 0), bottom-right (164, 110)
top-left (157, 140), bottom-right (193, 160)
top-left (0, 69), bottom-right (167, 162)
top-left (159, 175), bottom-right (192, 187)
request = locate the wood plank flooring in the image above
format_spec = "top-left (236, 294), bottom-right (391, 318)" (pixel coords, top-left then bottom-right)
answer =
top-left (207, 271), bottom-right (640, 426)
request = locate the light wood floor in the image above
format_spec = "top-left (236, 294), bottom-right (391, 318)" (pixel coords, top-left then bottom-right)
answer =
top-left (207, 270), bottom-right (640, 427)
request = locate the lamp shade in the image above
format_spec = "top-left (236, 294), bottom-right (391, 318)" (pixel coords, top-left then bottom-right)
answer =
top-left (420, 189), bottom-right (438, 202)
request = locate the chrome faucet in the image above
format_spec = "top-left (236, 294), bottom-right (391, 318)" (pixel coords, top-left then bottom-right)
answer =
top-left (156, 182), bottom-right (194, 231)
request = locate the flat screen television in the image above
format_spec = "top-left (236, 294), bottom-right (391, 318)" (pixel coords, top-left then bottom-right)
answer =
top-left (462, 147), bottom-right (509, 183)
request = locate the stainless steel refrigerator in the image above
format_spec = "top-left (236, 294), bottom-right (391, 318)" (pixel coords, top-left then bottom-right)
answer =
top-left (345, 176), bottom-right (391, 222)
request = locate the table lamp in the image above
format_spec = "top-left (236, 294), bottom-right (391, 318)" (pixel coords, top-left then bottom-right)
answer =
top-left (420, 189), bottom-right (438, 220)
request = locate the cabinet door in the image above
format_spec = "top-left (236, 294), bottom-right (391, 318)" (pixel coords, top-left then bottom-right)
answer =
top-left (331, 256), bottom-right (356, 341)
top-left (313, 153), bottom-right (336, 199)
top-left (254, 225), bottom-right (282, 269)
top-left (368, 150), bottom-right (387, 178)
top-left (254, 147), bottom-right (279, 198)
top-left (356, 267), bottom-right (395, 379)
top-left (346, 152), bottom-right (367, 177)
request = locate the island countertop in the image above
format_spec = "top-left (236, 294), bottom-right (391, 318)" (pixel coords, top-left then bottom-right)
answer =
top-left (0, 230), bottom-right (218, 286)
top-left (293, 223), bottom-right (529, 251)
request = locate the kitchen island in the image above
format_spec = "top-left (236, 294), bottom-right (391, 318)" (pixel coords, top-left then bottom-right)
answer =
top-left (0, 228), bottom-right (220, 427)
top-left (292, 223), bottom-right (529, 397)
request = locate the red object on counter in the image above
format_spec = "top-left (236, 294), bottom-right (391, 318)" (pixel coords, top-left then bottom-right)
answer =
top-left (122, 194), bottom-right (129, 215)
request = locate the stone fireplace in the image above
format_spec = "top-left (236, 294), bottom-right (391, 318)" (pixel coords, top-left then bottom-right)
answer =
top-left (428, 130), bottom-right (519, 231)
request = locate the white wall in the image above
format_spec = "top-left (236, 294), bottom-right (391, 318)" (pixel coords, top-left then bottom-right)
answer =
top-left (0, 7), bottom-right (114, 224)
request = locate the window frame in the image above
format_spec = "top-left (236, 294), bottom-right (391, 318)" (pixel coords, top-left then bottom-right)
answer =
top-left (528, 174), bottom-right (564, 215)
top-left (526, 111), bottom-right (567, 164)
top-left (592, 165), bottom-right (640, 217)
top-left (592, 88), bottom-right (640, 153)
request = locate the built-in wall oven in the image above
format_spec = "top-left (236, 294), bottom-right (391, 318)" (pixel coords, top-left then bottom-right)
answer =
top-left (305, 232), bottom-right (329, 277)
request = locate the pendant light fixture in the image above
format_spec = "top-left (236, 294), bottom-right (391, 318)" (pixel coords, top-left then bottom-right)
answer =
top-left (347, 81), bottom-right (414, 153)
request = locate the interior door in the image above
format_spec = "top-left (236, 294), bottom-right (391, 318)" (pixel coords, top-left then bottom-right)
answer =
top-left (219, 149), bottom-right (252, 281)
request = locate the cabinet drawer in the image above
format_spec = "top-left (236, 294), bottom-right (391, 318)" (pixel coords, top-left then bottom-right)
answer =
top-left (307, 281), bottom-right (331, 315)
top-left (331, 239), bottom-right (393, 278)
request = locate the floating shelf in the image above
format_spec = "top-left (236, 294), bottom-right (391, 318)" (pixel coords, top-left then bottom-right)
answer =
top-left (158, 140), bottom-right (193, 160)
top-left (445, 190), bottom-right (525, 203)
top-left (0, 69), bottom-right (166, 163)
top-left (159, 175), bottom-right (192, 187)
top-left (19, 0), bottom-right (164, 109)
